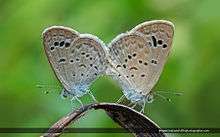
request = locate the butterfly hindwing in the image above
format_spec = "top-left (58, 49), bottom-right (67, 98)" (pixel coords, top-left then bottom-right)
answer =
top-left (69, 35), bottom-right (107, 87)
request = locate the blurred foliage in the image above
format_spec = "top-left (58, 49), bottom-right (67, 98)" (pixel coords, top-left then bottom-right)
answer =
top-left (0, 0), bottom-right (220, 137)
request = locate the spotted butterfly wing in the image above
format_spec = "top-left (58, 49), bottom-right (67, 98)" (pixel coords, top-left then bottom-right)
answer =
top-left (42, 26), bottom-right (106, 97)
top-left (107, 20), bottom-right (174, 102)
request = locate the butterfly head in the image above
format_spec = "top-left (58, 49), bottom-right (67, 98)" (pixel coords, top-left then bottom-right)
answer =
top-left (123, 88), bottom-right (154, 103)
top-left (61, 84), bottom-right (89, 98)
top-left (123, 88), bottom-right (144, 102)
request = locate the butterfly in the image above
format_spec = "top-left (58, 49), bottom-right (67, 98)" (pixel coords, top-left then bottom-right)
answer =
top-left (42, 26), bottom-right (107, 104)
top-left (106, 20), bottom-right (174, 111)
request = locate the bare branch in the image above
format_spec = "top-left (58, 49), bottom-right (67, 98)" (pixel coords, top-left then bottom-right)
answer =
top-left (42, 103), bottom-right (166, 137)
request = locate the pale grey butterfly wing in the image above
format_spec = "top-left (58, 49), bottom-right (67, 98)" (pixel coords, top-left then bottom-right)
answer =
top-left (131, 20), bottom-right (174, 93)
top-left (69, 34), bottom-right (107, 95)
top-left (107, 20), bottom-right (174, 102)
top-left (42, 26), bottom-right (106, 97)
top-left (107, 32), bottom-right (151, 102)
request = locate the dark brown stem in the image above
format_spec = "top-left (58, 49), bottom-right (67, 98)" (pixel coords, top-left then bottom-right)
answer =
top-left (41, 103), bottom-right (166, 137)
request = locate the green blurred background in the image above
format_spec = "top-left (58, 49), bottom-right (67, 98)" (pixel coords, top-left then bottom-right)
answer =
top-left (0, 0), bottom-right (220, 136)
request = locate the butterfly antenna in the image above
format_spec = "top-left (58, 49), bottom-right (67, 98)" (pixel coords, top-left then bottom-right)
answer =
top-left (75, 96), bottom-right (84, 107)
top-left (131, 102), bottom-right (137, 108)
top-left (156, 90), bottom-right (184, 96)
top-left (127, 101), bottom-right (134, 107)
top-left (154, 93), bottom-right (172, 103)
top-left (140, 100), bottom-right (146, 113)
top-left (36, 84), bottom-right (61, 95)
top-left (36, 84), bottom-right (60, 89)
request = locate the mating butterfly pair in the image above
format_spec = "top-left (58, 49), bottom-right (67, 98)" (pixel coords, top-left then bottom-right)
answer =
top-left (42, 20), bottom-right (174, 111)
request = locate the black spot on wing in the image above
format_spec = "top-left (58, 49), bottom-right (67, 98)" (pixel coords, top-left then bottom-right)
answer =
top-left (79, 64), bottom-right (86, 68)
top-left (58, 58), bottom-right (66, 63)
top-left (158, 40), bottom-right (163, 45)
top-left (60, 41), bottom-right (65, 47)
top-left (151, 59), bottom-right (157, 64)
top-left (129, 67), bottom-right (138, 70)
top-left (54, 42), bottom-right (59, 46)
top-left (151, 36), bottom-right (157, 47)
top-left (163, 44), bottom-right (168, 48)
top-left (65, 42), bottom-right (70, 47)
top-left (50, 47), bottom-right (55, 51)
top-left (123, 64), bottom-right (126, 68)
top-left (116, 65), bottom-right (122, 68)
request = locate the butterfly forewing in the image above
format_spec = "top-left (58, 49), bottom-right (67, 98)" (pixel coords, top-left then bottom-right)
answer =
top-left (43, 26), bottom-right (80, 91)
top-left (131, 20), bottom-right (174, 93)
top-left (43, 26), bottom-right (106, 96)
top-left (107, 20), bottom-right (174, 102)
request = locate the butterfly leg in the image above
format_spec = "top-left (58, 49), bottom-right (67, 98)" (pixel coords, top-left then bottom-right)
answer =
top-left (71, 96), bottom-right (76, 102)
top-left (75, 96), bottom-right (84, 107)
top-left (116, 94), bottom-right (125, 104)
top-left (70, 96), bottom-right (78, 109)
top-left (87, 90), bottom-right (97, 102)
top-left (128, 101), bottom-right (134, 107)
top-left (131, 102), bottom-right (137, 108)
top-left (140, 100), bottom-right (146, 113)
